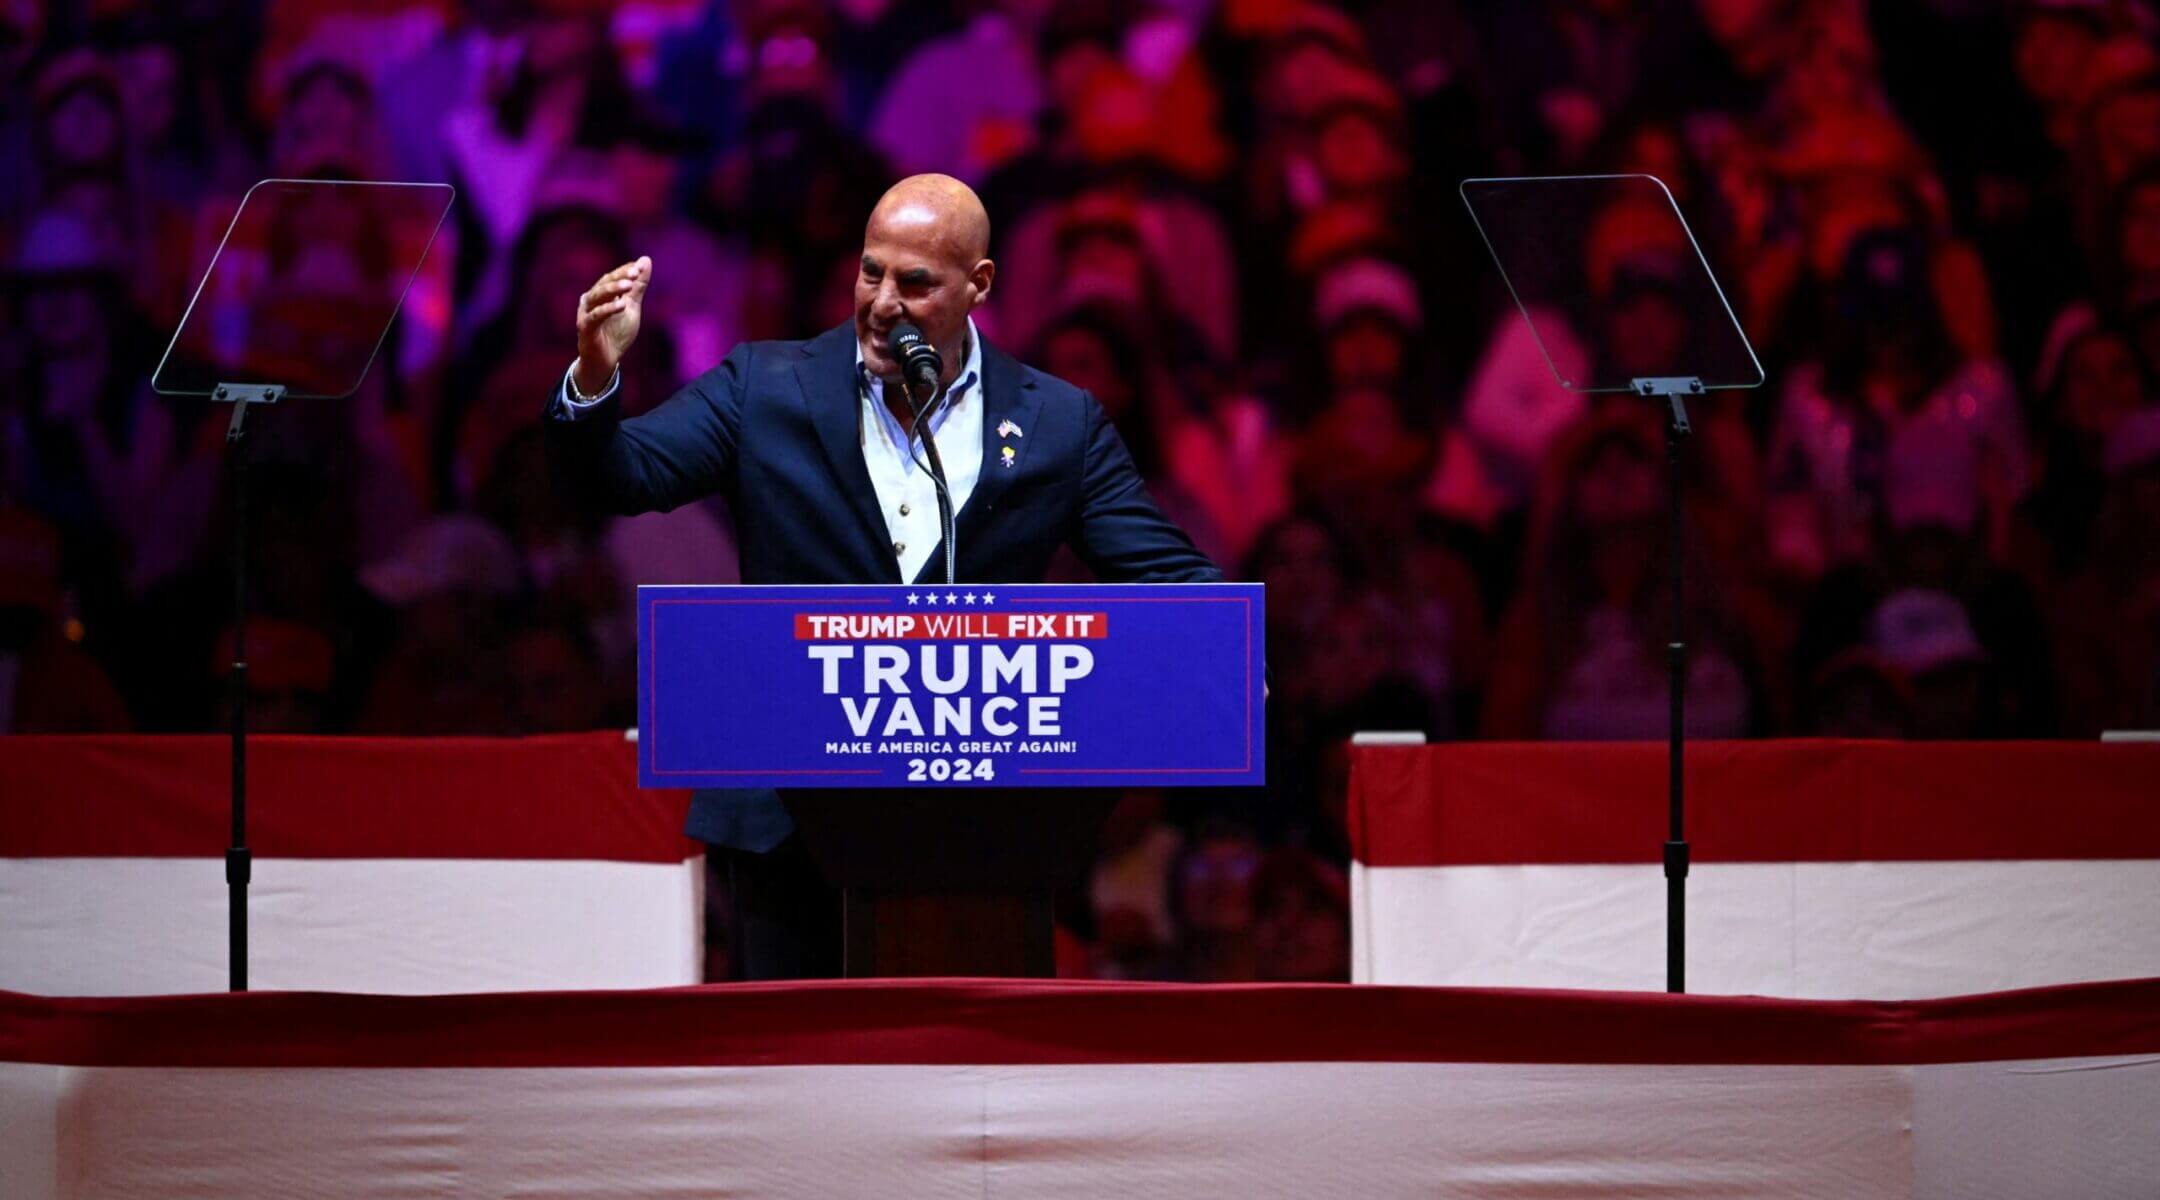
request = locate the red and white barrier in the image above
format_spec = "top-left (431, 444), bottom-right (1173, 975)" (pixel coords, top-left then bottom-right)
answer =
top-left (4, 977), bottom-right (2157, 1198)
top-left (0, 734), bottom-right (700, 995)
top-left (1349, 740), bottom-right (2160, 997)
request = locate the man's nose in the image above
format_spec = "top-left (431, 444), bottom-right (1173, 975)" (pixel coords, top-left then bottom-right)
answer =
top-left (872, 278), bottom-right (905, 322)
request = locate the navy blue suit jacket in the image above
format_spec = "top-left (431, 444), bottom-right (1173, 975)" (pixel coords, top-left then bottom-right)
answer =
top-left (547, 322), bottom-right (1223, 850)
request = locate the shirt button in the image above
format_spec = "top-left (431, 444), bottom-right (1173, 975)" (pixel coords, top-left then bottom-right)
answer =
top-left (894, 541), bottom-right (906, 555)
top-left (899, 503), bottom-right (911, 516)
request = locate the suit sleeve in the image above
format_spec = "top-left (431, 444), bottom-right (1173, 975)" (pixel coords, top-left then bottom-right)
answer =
top-left (544, 344), bottom-right (749, 516)
top-left (1069, 392), bottom-right (1224, 583)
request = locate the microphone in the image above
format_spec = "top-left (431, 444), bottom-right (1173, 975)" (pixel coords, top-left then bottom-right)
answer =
top-left (891, 321), bottom-right (943, 411)
top-left (886, 321), bottom-right (957, 585)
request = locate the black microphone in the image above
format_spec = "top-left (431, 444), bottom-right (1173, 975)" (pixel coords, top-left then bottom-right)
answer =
top-left (887, 320), bottom-right (957, 584)
top-left (891, 321), bottom-right (943, 410)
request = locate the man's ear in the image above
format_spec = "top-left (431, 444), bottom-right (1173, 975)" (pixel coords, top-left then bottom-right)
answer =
top-left (969, 258), bottom-right (996, 308)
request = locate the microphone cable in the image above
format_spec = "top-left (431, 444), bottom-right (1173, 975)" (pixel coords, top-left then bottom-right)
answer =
top-left (903, 388), bottom-right (957, 587)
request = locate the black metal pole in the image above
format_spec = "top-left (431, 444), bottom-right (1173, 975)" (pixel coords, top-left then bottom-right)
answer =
top-left (918, 427), bottom-right (956, 586)
top-left (904, 384), bottom-right (957, 586)
top-left (1663, 394), bottom-right (1691, 994)
top-left (225, 394), bottom-right (253, 992)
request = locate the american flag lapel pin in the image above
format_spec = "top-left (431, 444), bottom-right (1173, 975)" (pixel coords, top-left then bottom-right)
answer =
top-left (997, 419), bottom-right (1022, 439)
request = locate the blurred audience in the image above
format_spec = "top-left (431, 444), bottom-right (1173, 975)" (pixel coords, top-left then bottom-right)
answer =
top-left (1485, 415), bottom-right (1760, 740)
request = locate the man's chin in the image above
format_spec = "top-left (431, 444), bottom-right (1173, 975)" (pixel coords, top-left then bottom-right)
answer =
top-left (860, 350), bottom-right (901, 381)
top-left (857, 334), bottom-right (892, 370)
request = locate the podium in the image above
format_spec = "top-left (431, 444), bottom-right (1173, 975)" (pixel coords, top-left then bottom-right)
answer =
top-left (783, 787), bottom-right (1114, 975)
top-left (637, 582), bottom-right (1265, 977)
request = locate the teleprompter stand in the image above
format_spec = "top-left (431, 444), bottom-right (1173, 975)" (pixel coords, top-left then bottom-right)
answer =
top-left (1634, 374), bottom-right (1701, 993)
top-left (1462, 175), bottom-right (1764, 992)
top-left (154, 179), bottom-right (453, 990)
top-left (215, 382), bottom-right (281, 991)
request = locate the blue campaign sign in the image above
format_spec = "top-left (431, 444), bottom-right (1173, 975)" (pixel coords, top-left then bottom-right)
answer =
top-left (637, 583), bottom-right (1264, 789)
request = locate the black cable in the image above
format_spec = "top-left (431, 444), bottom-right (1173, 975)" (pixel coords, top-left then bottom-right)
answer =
top-left (903, 387), bottom-right (957, 587)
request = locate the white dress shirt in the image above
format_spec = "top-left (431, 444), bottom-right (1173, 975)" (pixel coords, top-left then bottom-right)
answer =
top-left (558, 317), bottom-right (985, 583)
top-left (853, 318), bottom-right (983, 583)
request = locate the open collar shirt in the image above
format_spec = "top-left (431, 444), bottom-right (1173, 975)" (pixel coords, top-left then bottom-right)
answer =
top-left (852, 317), bottom-right (983, 582)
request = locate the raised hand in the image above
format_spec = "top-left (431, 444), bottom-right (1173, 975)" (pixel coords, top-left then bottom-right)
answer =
top-left (573, 256), bottom-right (651, 397)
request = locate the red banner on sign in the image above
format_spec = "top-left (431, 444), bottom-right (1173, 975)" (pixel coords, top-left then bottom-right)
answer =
top-left (794, 613), bottom-right (1110, 640)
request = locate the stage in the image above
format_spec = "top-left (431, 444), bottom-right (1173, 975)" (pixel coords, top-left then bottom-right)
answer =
top-left (1350, 739), bottom-right (2160, 996)
top-left (0, 733), bottom-right (699, 995)
top-left (5, 976), bottom-right (2158, 1197)
top-left (7, 735), bottom-right (2159, 1195)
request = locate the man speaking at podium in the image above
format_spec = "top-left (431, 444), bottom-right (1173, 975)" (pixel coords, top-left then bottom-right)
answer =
top-left (545, 174), bottom-right (1222, 978)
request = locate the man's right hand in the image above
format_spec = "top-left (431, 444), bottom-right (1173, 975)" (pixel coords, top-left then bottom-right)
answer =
top-left (573, 256), bottom-right (651, 397)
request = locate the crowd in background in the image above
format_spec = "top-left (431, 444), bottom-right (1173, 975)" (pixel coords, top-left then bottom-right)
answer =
top-left (6, 0), bottom-right (2160, 982)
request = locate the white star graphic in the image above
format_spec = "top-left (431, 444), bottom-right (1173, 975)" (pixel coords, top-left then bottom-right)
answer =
top-left (906, 592), bottom-right (919, 605)
top-left (963, 592), bottom-right (978, 604)
top-left (924, 593), bottom-right (939, 605)
top-left (945, 592), bottom-right (960, 605)
top-left (980, 591), bottom-right (995, 604)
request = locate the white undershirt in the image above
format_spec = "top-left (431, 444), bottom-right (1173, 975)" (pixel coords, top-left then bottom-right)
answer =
top-left (853, 318), bottom-right (984, 583)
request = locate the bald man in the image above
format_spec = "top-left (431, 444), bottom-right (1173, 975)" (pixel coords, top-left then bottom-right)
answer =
top-left (547, 175), bottom-right (1221, 978)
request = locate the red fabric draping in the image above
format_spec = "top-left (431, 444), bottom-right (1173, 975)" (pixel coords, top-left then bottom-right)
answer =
top-left (1348, 740), bottom-right (2160, 866)
top-left (3, 976), bottom-right (2158, 1069)
top-left (0, 733), bottom-right (695, 862)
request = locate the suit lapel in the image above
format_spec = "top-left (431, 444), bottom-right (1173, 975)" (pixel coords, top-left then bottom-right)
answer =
top-left (910, 339), bottom-right (1045, 585)
top-left (958, 338), bottom-right (1043, 529)
top-left (795, 324), bottom-right (902, 581)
